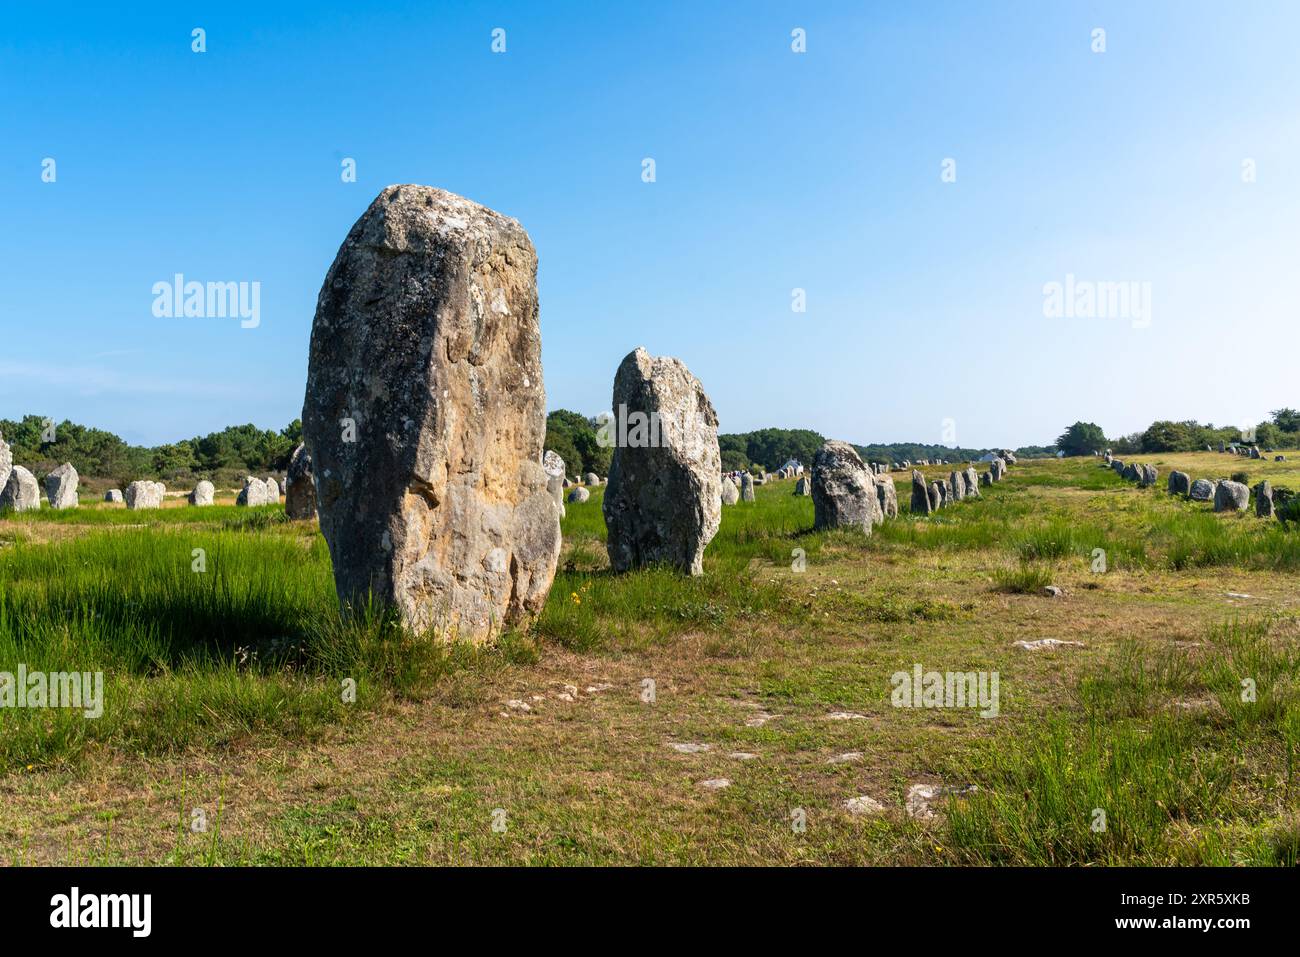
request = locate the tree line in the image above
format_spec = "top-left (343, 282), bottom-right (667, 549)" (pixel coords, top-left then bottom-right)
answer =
top-left (1057, 410), bottom-right (1300, 457)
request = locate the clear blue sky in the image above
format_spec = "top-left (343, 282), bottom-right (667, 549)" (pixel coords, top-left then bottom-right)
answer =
top-left (3, 1), bottom-right (1298, 449)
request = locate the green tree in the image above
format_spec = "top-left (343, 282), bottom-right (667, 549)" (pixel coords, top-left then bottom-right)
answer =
top-left (1055, 421), bottom-right (1108, 457)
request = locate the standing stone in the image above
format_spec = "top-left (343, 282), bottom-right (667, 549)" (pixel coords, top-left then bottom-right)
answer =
top-left (543, 450), bottom-right (567, 519)
top-left (1214, 481), bottom-right (1249, 512)
top-left (1189, 479), bottom-right (1216, 502)
top-left (105, 489), bottom-right (124, 503)
top-left (1168, 470), bottom-right (1191, 495)
top-left (0, 432), bottom-right (11, 496)
top-left (794, 475), bottom-right (811, 496)
top-left (265, 477), bottom-right (281, 501)
top-left (1111, 459), bottom-right (1125, 474)
top-left (44, 463), bottom-right (79, 509)
top-left (285, 443), bottom-right (318, 520)
top-left (237, 477), bottom-right (270, 507)
top-left (302, 185), bottom-right (560, 639)
top-left (740, 472), bottom-right (755, 502)
top-left (990, 457), bottom-right (1006, 481)
top-left (189, 480), bottom-right (215, 506)
top-left (0, 465), bottom-right (40, 511)
top-left (584, 472), bottom-right (600, 486)
top-left (928, 481), bottom-right (942, 510)
top-left (811, 440), bottom-right (879, 532)
top-left (124, 480), bottom-right (165, 510)
top-left (980, 471), bottom-right (992, 487)
top-left (963, 466), bottom-right (980, 498)
top-left (1140, 464), bottom-right (1159, 488)
top-left (721, 476), bottom-right (740, 505)
top-left (1255, 480), bottom-right (1274, 518)
top-left (567, 486), bottom-right (590, 504)
top-left (876, 475), bottom-right (898, 518)
top-left (911, 470), bottom-right (932, 514)
top-left (949, 470), bottom-right (965, 502)
top-left (603, 347), bottom-right (721, 575)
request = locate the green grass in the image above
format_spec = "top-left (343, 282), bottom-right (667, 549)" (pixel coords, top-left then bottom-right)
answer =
top-left (3, 454), bottom-right (1300, 865)
top-left (946, 618), bottom-right (1300, 864)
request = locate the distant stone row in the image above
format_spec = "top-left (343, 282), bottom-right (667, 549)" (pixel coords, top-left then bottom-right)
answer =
top-left (1104, 452), bottom-right (1279, 517)
top-left (0, 432), bottom-right (318, 518)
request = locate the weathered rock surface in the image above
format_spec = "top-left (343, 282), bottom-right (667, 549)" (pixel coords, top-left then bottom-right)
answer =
top-left (811, 441), bottom-right (879, 532)
top-left (1168, 470), bottom-right (1191, 495)
top-left (125, 480), bottom-right (165, 510)
top-left (911, 470), bottom-right (932, 514)
top-left (602, 347), bottom-right (721, 575)
top-left (1, 465), bottom-right (40, 511)
top-left (963, 466), bottom-right (980, 498)
top-left (0, 433), bottom-right (11, 496)
top-left (189, 480), bottom-right (215, 506)
top-left (980, 471), bottom-right (992, 487)
top-left (237, 477), bottom-right (269, 507)
top-left (44, 462), bottom-right (78, 509)
top-left (543, 450), bottom-right (566, 519)
top-left (584, 472), bottom-right (600, 486)
top-left (567, 486), bottom-right (590, 503)
top-left (740, 472), bottom-right (755, 502)
top-left (301, 185), bottom-right (561, 638)
top-left (1214, 480), bottom-right (1249, 512)
top-left (949, 470), bottom-right (965, 502)
top-left (876, 475), bottom-right (898, 518)
top-left (105, 489), bottom-right (124, 503)
top-left (720, 476), bottom-right (739, 505)
top-left (265, 477), bottom-right (281, 501)
top-left (794, 476), bottom-right (811, 496)
top-left (1189, 478), bottom-right (1216, 502)
top-left (928, 481), bottom-right (942, 510)
top-left (285, 443), bottom-right (317, 519)
top-left (1255, 480), bottom-right (1274, 518)
top-left (1140, 464), bottom-right (1159, 487)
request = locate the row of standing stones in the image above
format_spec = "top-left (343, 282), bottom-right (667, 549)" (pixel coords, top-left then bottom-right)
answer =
top-left (0, 437), bottom-right (318, 516)
top-left (5, 185), bottom-right (1016, 643)
top-left (1100, 450), bottom-right (1282, 518)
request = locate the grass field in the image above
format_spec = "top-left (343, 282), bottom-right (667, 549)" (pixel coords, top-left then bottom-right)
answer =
top-left (1, 453), bottom-right (1298, 865)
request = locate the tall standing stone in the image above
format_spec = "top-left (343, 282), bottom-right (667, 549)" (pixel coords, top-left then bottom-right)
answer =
top-left (543, 450), bottom-right (567, 519)
top-left (0, 465), bottom-right (40, 511)
top-left (911, 470), bottom-right (932, 514)
top-left (265, 477), bottom-right (281, 501)
top-left (928, 481), bottom-right (942, 510)
top-left (44, 462), bottom-right (78, 509)
top-left (876, 475), bottom-right (898, 518)
top-left (949, 470), bottom-right (965, 502)
top-left (302, 185), bottom-right (561, 638)
top-left (0, 432), bottom-right (11, 496)
top-left (740, 472), bottom-right (755, 502)
top-left (963, 466), bottom-right (980, 498)
top-left (794, 475), bottom-right (811, 496)
top-left (811, 441), bottom-right (879, 532)
top-left (285, 443), bottom-right (317, 520)
top-left (602, 347), bottom-right (721, 575)
top-left (721, 476), bottom-right (740, 504)
top-left (1168, 470), bottom-right (1191, 496)
top-left (1255, 480), bottom-right (1274, 518)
